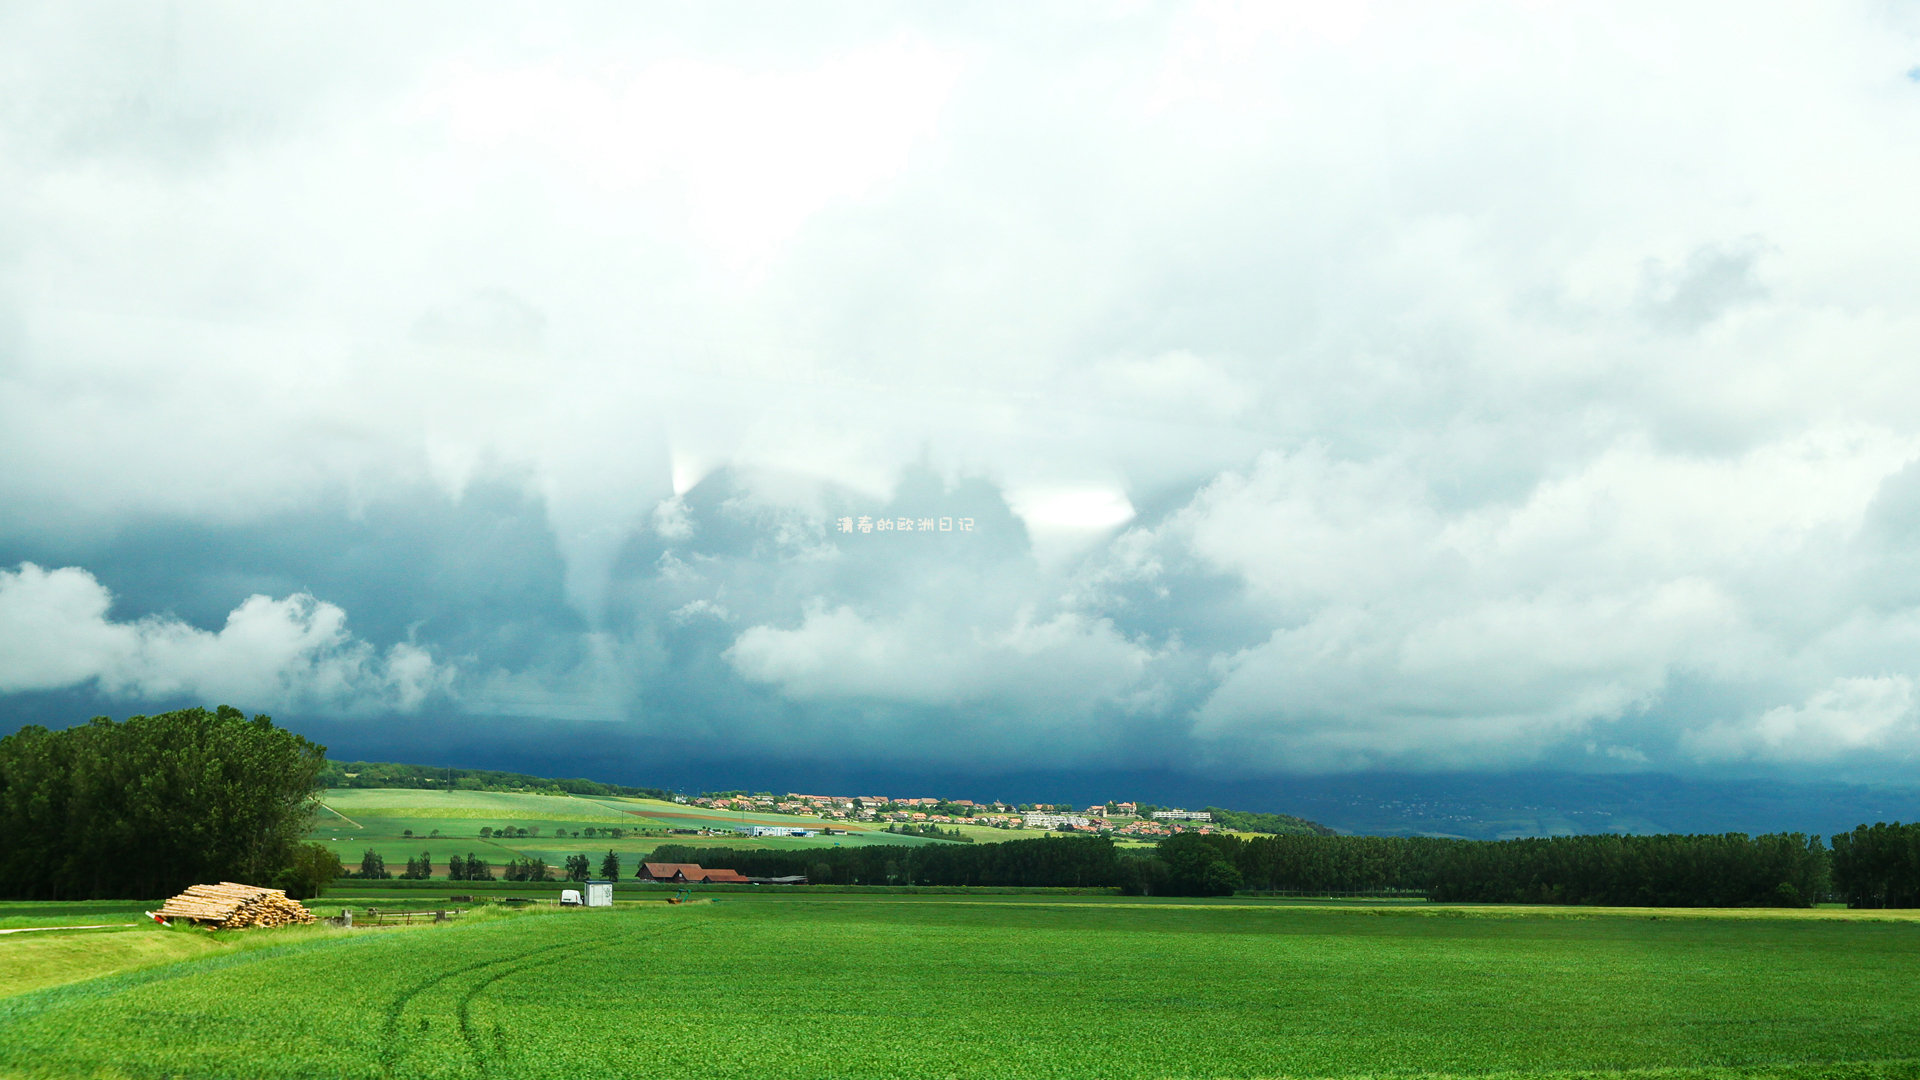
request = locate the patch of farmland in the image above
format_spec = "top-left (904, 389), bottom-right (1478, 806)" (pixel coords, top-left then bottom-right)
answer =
top-left (0, 926), bottom-right (227, 998)
top-left (319, 788), bottom-right (661, 824)
top-left (5, 899), bottom-right (1920, 1078)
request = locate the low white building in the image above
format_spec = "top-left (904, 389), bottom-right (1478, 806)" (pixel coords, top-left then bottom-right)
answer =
top-left (748, 825), bottom-right (814, 837)
top-left (1023, 812), bottom-right (1092, 829)
top-left (585, 881), bottom-right (614, 907)
top-left (1150, 810), bottom-right (1212, 822)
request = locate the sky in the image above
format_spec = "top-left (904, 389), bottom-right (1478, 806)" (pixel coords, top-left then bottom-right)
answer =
top-left (5, 2), bottom-right (1920, 805)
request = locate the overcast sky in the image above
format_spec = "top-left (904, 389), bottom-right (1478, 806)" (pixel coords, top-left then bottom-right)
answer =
top-left (4, 2), bottom-right (1920, 788)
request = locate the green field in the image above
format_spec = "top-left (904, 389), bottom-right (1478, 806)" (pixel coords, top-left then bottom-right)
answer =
top-left (3, 897), bottom-right (1920, 1079)
top-left (312, 788), bottom-right (960, 872)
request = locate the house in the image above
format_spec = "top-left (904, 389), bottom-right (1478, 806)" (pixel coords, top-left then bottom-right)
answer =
top-left (1024, 812), bottom-right (1092, 829)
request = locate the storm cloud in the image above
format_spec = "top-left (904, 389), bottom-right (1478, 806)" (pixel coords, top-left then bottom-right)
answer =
top-left (4, 2), bottom-right (1920, 788)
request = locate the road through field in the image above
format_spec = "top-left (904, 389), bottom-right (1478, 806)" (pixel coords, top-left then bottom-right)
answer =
top-left (3, 898), bottom-right (1919, 1079)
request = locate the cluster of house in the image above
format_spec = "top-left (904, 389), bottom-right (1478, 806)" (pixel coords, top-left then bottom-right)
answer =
top-left (678, 791), bottom-right (1217, 838)
top-left (1023, 808), bottom-right (1214, 837)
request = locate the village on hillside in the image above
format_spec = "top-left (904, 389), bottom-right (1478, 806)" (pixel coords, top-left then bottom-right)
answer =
top-left (682, 792), bottom-right (1216, 839)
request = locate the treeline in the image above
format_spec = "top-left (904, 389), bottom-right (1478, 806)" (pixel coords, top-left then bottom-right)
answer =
top-left (885, 823), bottom-right (973, 842)
top-left (1830, 822), bottom-right (1920, 907)
top-left (649, 837), bottom-right (1123, 888)
top-left (0, 708), bottom-right (339, 900)
top-left (1201, 807), bottom-right (1337, 836)
top-left (1422, 832), bottom-right (1828, 906)
top-left (653, 829), bottom-right (1835, 906)
top-left (1149, 831), bottom-right (1830, 904)
top-left (319, 760), bottom-right (669, 800)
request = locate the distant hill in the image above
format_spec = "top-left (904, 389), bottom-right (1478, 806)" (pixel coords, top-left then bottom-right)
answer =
top-left (1202, 807), bottom-right (1336, 836)
top-left (1258, 772), bottom-right (1920, 840)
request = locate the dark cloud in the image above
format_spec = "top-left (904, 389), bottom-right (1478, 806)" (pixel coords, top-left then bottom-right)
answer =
top-left (5, 4), bottom-right (1920, 801)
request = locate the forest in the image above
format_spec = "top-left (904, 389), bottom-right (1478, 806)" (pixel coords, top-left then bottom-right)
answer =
top-left (653, 828), bottom-right (1850, 906)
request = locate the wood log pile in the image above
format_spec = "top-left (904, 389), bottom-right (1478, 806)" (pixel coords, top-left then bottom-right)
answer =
top-left (155, 882), bottom-right (316, 929)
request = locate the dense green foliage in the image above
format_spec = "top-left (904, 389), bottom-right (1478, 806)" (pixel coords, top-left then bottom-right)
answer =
top-left (1422, 831), bottom-right (1828, 906)
top-left (1155, 830), bottom-right (1828, 905)
top-left (647, 830), bottom-right (1829, 905)
top-left (1831, 821), bottom-right (1920, 907)
top-left (0, 707), bottom-right (328, 900)
top-left (3, 899), bottom-right (1920, 1078)
top-left (502, 858), bottom-right (552, 882)
top-left (1200, 805), bottom-right (1336, 835)
top-left (650, 836), bottom-right (1123, 887)
top-left (319, 759), bottom-right (669, 799)
top-left (447, 854), bottom-right (494, 881)
top-left (884, 822), bottom-right (972, 841)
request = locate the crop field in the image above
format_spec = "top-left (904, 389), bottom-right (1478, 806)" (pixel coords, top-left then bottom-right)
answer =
top-left (311, 788), bottom-right (960, 871)
top-left (3, 897), bottom-right (1920, 1080)
top-left (318, 789), bottom-right (657, 823)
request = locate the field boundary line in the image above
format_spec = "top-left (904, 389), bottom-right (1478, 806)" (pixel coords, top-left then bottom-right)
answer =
top-left (315, 799), bottom-right (365, 829)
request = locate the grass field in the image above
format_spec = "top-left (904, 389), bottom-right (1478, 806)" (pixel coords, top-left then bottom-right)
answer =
top-left (311, 788), bottom-right (961, 873)
top-left (3, 896), bottom-right (1920, 1079)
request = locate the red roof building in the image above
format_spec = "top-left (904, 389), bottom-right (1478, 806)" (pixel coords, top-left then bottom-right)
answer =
top-left (640, 862), bottom-right (749, 884)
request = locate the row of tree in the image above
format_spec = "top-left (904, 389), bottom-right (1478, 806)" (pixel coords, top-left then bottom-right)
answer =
top-left (1138, 831), bottom-right (1830, 904)
top-left (0, 708), bottom-right (339, 900)
top-left (1829, 822), bottom-right (1920, 907)
top-left (650, 828), bottom-right (1860, 906)
top-left (650, 836), bottom-right (1124, 888)
top-left (354, 850), bottom-right (624, 883)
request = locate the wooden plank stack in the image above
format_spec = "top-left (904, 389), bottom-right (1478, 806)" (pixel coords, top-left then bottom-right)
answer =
top-left (155, 882), bottom-right (315, 929)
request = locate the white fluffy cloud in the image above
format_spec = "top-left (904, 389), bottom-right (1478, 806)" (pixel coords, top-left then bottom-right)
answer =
top-left (728, 603), bottom-right (1155, 711)
top-left (4, 4), bottom-right (1920, 777)
top-left (1686, 676), bottom-right (1920, 763)
top-left (1100, 426), bottom-right (1920, 772)
top-left (0, 563), bottom-right (449, 712)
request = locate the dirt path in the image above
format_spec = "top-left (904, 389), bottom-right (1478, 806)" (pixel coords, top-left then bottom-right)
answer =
top-left (315, 799), bottom-right (365, 829)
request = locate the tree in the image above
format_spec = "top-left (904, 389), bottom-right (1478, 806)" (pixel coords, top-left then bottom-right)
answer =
top-left (600, 849), bottom-right (621, 881)
top-left (279, 842), bottom-right (343, 900)
top-left (359, 849), bottom-right (389, 879)
top-left (0, 706), bottom-right (328, 900)
top-left (448, 854), bottom-right (467, 881)
top-left (565, 854), bottom-right (591, 882)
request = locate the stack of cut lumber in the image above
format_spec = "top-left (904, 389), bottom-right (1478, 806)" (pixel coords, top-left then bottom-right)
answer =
top-left (156, 882), bottom-right (315, 929)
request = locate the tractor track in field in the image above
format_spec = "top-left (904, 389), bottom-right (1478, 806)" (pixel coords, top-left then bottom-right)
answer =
top-left (377, 937), bottom-right (582, 1079)
top-left (456, 922), bottom-right (704, 1075)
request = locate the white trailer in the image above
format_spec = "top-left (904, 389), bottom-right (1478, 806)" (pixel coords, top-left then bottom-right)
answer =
top-left (560, 889), bottom-right (583, 906)
top-left (585, 881), bottom-right (614, 907)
